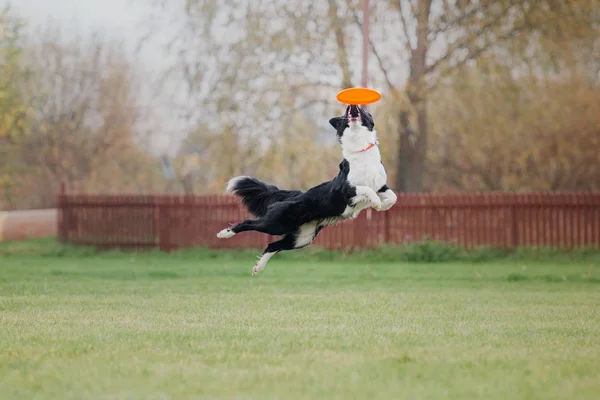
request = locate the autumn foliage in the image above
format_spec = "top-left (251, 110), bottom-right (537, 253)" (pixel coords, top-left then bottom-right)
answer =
top-left (1, 2), bottom-right (599, 210)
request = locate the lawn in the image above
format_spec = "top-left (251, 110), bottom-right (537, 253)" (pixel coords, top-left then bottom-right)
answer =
top-left (1, 240), bottom-right (600, 399)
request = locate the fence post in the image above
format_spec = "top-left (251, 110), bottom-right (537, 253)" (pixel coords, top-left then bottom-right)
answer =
top-left (384, 207), bottom-right (390, 244)
top-left (57, 181), bottom-right (66, 243)
top-left (511, 195), bottom-right (519, 249)
top-left (153, 195), bottom-right (160, 250)
top-left (158, 197), bottom-right (172, 252)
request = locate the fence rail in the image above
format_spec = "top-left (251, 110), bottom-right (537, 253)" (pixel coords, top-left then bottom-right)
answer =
top-left (57, 186), bottom-right (600, 251)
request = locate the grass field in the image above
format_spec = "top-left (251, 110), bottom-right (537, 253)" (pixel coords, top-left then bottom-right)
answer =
top-left (1, 239), bottom-right (600, 399)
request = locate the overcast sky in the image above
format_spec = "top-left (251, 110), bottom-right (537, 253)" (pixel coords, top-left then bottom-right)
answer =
top-left (3, 0), bottom-right (413, 156)
top-left (4, 0), bottom-right (188, 154)
top-left (4, 0), bottom-right (177, 75)
top-left (6, 0), bottom-right (150, 44)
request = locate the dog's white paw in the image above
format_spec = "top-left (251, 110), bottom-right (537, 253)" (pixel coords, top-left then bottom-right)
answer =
top-left (378, 200), bottom-right (395, 211)
top-left (252, 265), bottom-right (263, 276)
top-left (216, 228), bottom-right (235, 239)
top-left (377, 190), bottom-right (397, 211)
top-left (372, 198), bottom-right (383, 211)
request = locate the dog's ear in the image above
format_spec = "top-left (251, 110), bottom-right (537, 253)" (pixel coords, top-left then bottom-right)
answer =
top-left (359, 108), bottom-right (375, 129)
top-left (329, 117), bottom-right (344, 130)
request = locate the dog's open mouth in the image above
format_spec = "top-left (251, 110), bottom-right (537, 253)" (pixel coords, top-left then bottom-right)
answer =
top-left (347, 105), bottom-right (361, 123)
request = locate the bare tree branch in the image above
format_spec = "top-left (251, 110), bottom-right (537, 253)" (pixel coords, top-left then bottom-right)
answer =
top-left (425, 3), bottom-right (518, 76)
top-left (427, 28), bottom-right (528, 95)
top-left (393, 0), bottom-right (415, 51)
top-left (351, 9), bottom-right (397, 91)
top-left (428, 1), bottom-right (494, 41)
top-left (327, 0), bottom-right (353, 89)
top-left (409, 0), bottom-right (419, 17)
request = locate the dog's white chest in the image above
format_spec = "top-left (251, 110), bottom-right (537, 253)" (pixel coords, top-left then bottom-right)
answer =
top-left (347, 154), bottom-right (387, 192)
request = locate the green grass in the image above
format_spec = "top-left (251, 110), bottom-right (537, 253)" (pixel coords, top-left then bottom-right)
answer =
top-left (1, 239), bottom-right (600, 399)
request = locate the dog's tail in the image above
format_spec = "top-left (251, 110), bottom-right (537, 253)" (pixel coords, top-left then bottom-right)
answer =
top-left (226, 176), bottom-right (300, 217)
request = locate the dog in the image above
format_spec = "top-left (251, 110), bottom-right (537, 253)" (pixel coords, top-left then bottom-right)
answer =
top-left (217, 159), bottom-right (382, 275)
top-left (328, 104), bottom-right (397, 216)
top-left (217, 104), bottom-right (397, 275)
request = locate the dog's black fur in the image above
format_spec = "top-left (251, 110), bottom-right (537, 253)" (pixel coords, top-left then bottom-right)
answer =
top-left (218, 104), bottom-right (390, 275)
top-left (224, 159), bottom-right (355, 238)
top-left (218, 158), bottom-right (380, 274)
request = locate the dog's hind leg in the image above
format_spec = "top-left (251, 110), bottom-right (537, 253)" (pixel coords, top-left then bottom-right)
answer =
top-left (252, 234), bottom-right (296, 275)
top-left (217, 219), bottom-right (267, 239)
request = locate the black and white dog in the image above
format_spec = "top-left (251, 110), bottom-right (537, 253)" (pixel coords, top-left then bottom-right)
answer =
top-left (217, 104), bottom-right (397, 275)
top-left (329, 104), bottom-right (397, 215)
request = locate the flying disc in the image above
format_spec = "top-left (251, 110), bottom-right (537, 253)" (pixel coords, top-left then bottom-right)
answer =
top-left (336, 87), bottom-right (381, 105)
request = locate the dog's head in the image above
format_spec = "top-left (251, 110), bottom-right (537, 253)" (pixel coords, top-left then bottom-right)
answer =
top-left (328, 105), bottom-right (377, 148)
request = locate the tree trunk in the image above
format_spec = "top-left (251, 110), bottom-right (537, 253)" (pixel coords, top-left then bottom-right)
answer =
top-left (395, 111), bottom-right (414, 192)
top-left (394, 0), bottom-right (431, 193)
top-left (413, 104), bottom-right (428, 191)
top-left (181, 174), bottom-right (194, 195)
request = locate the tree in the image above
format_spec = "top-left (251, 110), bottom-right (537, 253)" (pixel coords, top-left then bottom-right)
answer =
top-left (0, 7), bottom-right (31, 208)
top-left (427, 49), bottom-right (600, 191)
top-left (149, 0), bottom-right (598, 193)
top-left (145, 0), bottom-right (345, 191)
top-left (0, 7), bottom-right (29, 142)
top-left (1, 25), bottom-right (165, 209)
top-left (360, 0), bottom-right (598, 192)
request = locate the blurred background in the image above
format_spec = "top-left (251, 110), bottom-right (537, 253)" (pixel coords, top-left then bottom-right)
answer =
top-left (1, 0), bottom-right (599, 211)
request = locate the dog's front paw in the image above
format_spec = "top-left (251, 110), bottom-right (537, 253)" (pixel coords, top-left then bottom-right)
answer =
top-left (378, 200), bottom-right (395, 211)
top-left (371, 198), bottom-right (383, 211)
top-left (377, 190), bottom-right (397, 211)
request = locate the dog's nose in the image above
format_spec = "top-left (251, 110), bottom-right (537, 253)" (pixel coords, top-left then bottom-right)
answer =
top-left (349, 105), bottom-right (359, 118)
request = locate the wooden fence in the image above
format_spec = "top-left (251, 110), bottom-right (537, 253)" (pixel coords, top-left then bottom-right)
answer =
top-left (57, 187), bottom-right (600, 251)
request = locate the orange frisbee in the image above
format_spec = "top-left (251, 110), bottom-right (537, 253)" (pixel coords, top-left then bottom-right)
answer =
top-left (336, 87), bottom-right (381, 105)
